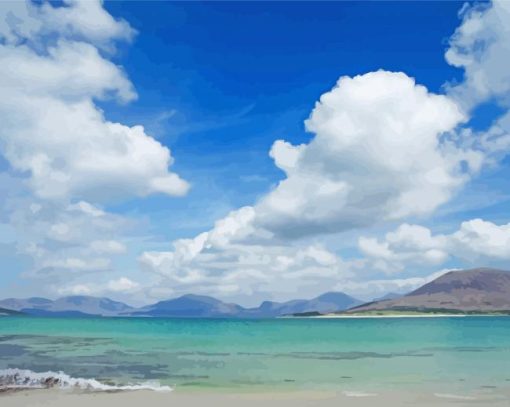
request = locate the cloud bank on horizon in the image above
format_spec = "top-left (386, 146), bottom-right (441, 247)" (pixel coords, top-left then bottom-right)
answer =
top-left (0, 0), bottom-right (509, 305)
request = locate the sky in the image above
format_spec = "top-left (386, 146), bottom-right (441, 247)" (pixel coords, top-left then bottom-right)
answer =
top-left (0, 0), bottom-right (509, 307)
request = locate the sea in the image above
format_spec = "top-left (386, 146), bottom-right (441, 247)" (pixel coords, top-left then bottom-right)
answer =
top-left (0, 316), bottom-right (509, 394)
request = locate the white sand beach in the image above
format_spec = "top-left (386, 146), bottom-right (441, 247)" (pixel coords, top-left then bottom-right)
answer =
top-left (2, 388), bottom-right (510, 407)
top-left (309, 314), bottom-right (472, 318)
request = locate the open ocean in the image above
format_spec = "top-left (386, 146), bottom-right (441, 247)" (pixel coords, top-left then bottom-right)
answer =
top-left (1, 316), bottom-right (509, 394)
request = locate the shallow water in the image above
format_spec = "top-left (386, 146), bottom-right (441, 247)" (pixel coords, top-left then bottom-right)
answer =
top-left (0, 316), bottom-right (509, 393)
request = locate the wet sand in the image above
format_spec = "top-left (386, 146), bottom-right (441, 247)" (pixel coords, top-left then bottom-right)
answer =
top-left (1, 388), bottom-right (509, 407)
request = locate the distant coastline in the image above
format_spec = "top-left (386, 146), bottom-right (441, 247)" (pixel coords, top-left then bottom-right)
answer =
top-left (288, 308), bottom-right (510, 318)
top-left (294, 313), bottom-right (510, 319)
top-left (3, 268), bottom-right (510, 319)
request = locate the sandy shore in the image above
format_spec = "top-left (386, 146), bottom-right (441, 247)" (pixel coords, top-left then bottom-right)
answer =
top-left (1, 388), bottom-right (509, 407)
top-left (311, 314), bottom-right (472, 318)
top-left (302, 314), bottom-right (510, 318)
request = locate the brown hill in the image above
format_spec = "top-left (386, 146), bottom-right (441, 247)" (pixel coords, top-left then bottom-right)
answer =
top-left (348, 268), bottom-right (510, 313)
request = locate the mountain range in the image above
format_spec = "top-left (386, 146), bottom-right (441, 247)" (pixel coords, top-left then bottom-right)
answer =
top-left (0, 296), bottom-right (134, 317)
top-left (346, 268), bottom-right (510, 314)
top-left (3, 268), bottom-right (508, 317)
top-left (0, 291), bottom-right (362, 318)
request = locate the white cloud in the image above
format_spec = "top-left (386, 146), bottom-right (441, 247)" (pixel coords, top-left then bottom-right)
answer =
top-left (358, 237), bottom-right (393, 260)
top-left (446, 0), bottom-right (510, 110)
top-left (450, 218), bottom-right (510, 261)
top-left (256, 71), bottom-right (478, 238)
top-left (90, 240), bottom-right (126, 255)
top-left (57, 284), bottom-right (92, 296)
top-left (107, 277), bottom-right (139, 293)
top-left (68, 201), bottom-right (106, 218)
top-left (139, 207), bottom-right (352, 304)
top-left (8, 198), bottom-right (129, 278)
top-left (142, 205), bottom-right (486, 301)
top-left (358, 219), bottom-right (510, 273)
top-left (445, 0), bottom-right (510, 166)
top-left (358, 224), bottom-right (449, 274)
top-left (57, 277), bottom-right (140, 297)
top-left (0, 1), bottom-right (189, 202)
top-left (142, 215), bottom-right (510, 303)
top-left (0, 0), bottom-right (134, 49)
top-left (42, 257), bottom-right (111, 272)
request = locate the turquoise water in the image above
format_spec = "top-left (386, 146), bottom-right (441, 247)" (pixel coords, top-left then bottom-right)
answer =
top-left (1, 316), bottom-right (509, 392)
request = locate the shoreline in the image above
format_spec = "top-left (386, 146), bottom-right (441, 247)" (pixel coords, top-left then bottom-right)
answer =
top-left (314, 313), bottom-right (507, 318)
top-left (1, 387), bottom-right (509, 407)
top-left (285, 314), bottom-right (509, 319)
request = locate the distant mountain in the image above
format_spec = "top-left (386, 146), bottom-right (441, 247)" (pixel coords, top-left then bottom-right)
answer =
top-left (247, 292), bottom-right (362, 317)
top-left (130, 292), bottom-right (361, 318)
top-left (0, 291), bottom-right (362, 318)
top-left (373, 292), bottom-right (403, 302)
top-left (348, 268), bottom-right (510, 314)
top-left (0, 297), bottom-right (53, 312)
top-left (51, 296), bottom-right (134, 316)
top-left (131, 294), bottom-right (244, 318)
top-left (0, 296), bottom-right (133, 317)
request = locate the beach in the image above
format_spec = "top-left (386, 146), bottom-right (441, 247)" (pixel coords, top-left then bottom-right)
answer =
top-left (2, 387), bottom-right (510, 407)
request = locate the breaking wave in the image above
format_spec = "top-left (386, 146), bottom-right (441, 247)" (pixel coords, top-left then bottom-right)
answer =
top-left (0, 368), bottom-right (172, 392)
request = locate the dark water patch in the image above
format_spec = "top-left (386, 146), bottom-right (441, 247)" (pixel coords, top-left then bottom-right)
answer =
top-left (0, 344), bottom-right (233, 383)
top-left (195, 351), bottom-right (230, 357)
top-left (0, 335), bottom-right (39, 342)
top-left (421, 346), bottom-right (500, 353)
top-left (1, 334), bottom-right (111, 343)
top-left (166, 374), bottom-right (209, 379)
top-left (174, 351), bottom-right (230, 357)
top-left (39, 338), bottom-right (113, 347)
top-left (103, 350), bottom-right (131, 357)
top-left (230, 379), bottom-right (269, 385)
top-left (1, 348), bottom-right (172, 380)
top-left (179, 381), bottom-right (211, 387)
top-left (237, 352), bottom-right (268, 356)
top-left (0, 335), bottom-right (115, 356)
top-left (0, 344), bottom-right (27, 357)
top-left (122, 364), bottom-right (169, 380)
top-left (272, 351), bottom-right (433, 361)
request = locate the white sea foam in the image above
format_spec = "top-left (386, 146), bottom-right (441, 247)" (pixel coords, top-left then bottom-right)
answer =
top-left (342, 390), bottom-right (378, 397)
top-left (0, 368), bottom-right (172, 392)
top-left (434, 393), bottom-right (476, 400)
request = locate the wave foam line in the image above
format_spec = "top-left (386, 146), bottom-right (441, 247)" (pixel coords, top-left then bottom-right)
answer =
top-left (0, 368), bottom-right (172, 392)
top-left (434, 393), bottom-right (476, 400)
top-left (342, 391), bottom-right (378, 397)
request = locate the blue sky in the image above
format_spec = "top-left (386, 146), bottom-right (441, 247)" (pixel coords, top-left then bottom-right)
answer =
top-left (104, 0), bottom-right (466, 240)
top-left (0, 0), bottom-right (509, 306)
